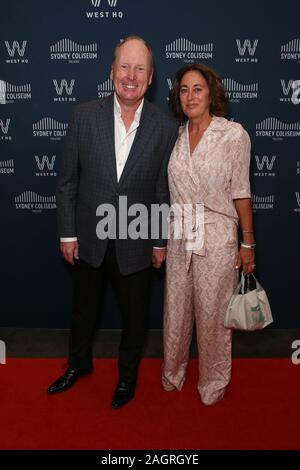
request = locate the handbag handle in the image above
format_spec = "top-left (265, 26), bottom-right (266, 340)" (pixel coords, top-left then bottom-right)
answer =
top-left (238, 273), bottom-right (263, 295)
top-left (237, 273), bottom-right (263, 295)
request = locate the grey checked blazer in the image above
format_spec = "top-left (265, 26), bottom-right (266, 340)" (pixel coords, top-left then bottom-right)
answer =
top-left (56, 94), bottom-right (178, 274)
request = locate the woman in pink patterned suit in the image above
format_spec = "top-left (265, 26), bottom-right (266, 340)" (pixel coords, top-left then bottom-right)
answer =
top-left (162, 63), bottom-right (255, 405)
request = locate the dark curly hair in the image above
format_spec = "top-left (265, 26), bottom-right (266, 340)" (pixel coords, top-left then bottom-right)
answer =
top-left (169, 63), bottom-right (228, 122)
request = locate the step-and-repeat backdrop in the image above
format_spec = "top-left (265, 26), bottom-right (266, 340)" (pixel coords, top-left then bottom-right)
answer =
top-left (1, 0), bottom-right (299, 327)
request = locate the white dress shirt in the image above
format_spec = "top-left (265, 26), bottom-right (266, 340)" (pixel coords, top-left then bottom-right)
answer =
top-left (114, 93), bottom-right (143, 182)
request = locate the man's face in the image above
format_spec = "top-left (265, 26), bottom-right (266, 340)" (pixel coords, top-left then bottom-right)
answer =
top-left (110, 39), bottom-right (153, 107)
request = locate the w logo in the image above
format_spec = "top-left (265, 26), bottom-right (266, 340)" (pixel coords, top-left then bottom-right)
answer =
top-left (5, 40), bottom-right (27, 57)
top-left (255, 155), bottom-right (276, 171)
top-left (53, 79), bottom-right (75, 95)
top-left (291, 80), bottom-right (300, 105)
top-left (35, 155), bottom-right (56, 171)
top-left (0, 118), bottom-right (10, 134)
top-left (167, 78), bottom-right (173, 91)
top-left (91, 0), bottom-right (117, 6)
top-left (281, 79), bottom-right (295, 96)
top-left (236, 39), bottom-right (258, 56)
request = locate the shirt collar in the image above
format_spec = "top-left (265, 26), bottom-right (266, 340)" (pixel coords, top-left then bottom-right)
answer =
top-left (114, 93), bottom-right (144, 124)
top-left (207, 115), bottom-right (228, 131)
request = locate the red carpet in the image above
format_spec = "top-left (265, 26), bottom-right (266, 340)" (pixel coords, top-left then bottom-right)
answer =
top-left (0, 358), bottom-right (299, 450)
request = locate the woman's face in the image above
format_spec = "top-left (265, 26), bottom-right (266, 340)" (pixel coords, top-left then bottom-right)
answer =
top-left (179, 70), bottom-right (211, 121)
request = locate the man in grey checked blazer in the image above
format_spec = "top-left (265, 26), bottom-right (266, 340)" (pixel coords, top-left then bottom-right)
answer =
top-left (48, 36), bottom-right (178, 408)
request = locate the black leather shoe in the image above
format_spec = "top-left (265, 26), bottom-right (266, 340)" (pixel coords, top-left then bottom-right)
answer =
top-left (47, 367), bottom-right (93, 394)
top-left (111, 381), bottom-right (136, 409)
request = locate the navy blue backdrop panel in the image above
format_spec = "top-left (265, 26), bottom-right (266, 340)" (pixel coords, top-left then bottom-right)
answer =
top-left (0, 0), bottom-right (299, 328)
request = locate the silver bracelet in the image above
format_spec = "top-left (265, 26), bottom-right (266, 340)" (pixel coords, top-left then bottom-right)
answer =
top-left (241, 242), bottom-right (256, 249)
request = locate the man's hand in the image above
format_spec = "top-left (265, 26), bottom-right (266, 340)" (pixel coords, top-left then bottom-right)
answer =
top-left (60, 241), bottom-right (79, 265)
top-left (152, 247), bottom-right (167, 269)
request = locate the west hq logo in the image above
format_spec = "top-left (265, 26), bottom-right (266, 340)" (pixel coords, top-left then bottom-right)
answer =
top-left (4, 40), bottom-right (29, 63)
top-left (280, 80), bottom-right (300, 104)
top-left (91, 0), bottom-right (118, 7)
top-left (235, 39), bottom-right (258, 63)
top-left (50, 39), bottom-right (97, 64)
top-left (253, 155), bottom-right (276, 177)
top-left (35, 155), bottom-right (57, 177)
top-left (53, 79), bottom-right (76, 102)
top-left (165, 38), bottom-right (213, 63)
top-left (166, 78), bottom-right (173, 101)
top-left (0, 118), bottom-right (12, 141)
top-left (294, 192), bottom-right (300, 213)
top-left (86, 0), bottom-right (123, 19)
top-left (292, 80), bottom-right (300, 105)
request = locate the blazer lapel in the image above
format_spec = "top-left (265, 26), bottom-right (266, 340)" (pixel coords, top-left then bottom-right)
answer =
top-left (118, 100), bottom-right (156, 188)
top-left (95, 94), bottom-right (118, 187)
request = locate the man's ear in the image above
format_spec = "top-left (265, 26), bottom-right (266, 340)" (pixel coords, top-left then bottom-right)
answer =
top-left (110, 66), bottom-right (114, 81)
top-left (148, 71), bottom-right (153, 86)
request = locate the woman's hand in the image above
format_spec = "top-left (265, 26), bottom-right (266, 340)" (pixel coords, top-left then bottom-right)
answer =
top-left (235, 247), bottom-right (255, 274)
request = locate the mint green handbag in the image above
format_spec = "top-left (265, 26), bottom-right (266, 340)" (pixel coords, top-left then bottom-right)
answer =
top-left (224, 273), bottom-right (273, 331)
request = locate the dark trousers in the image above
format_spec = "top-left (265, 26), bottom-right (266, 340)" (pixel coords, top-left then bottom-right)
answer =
top-left (68, 241), bottom-right (151, 385)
